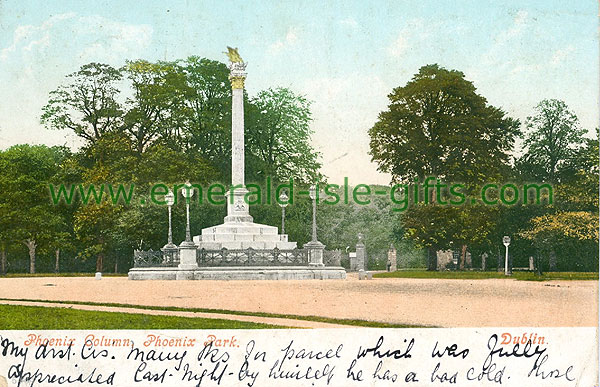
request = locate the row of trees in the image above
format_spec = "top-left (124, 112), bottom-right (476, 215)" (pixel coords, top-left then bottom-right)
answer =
top-left (369, 64), bottom-right (598, 271)
top-left (0, 142), bottom-right (405, 273)
top-left (0, 60), bottom-right (597, 273)
top-left (1, 57), bottom-right (325, 273)
top-left (40, 59), bottom-right (321, 184)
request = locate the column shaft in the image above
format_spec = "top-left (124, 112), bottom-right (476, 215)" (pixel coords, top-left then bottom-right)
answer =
top-left (231, 87), bottom-right (245, 187)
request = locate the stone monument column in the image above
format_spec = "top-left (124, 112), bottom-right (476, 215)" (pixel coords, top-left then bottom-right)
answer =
top-left (225, 59), bottom-right (253, 223)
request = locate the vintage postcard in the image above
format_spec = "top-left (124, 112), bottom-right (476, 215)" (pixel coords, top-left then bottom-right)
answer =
top-left (0, 1), bottom-right (597, 386)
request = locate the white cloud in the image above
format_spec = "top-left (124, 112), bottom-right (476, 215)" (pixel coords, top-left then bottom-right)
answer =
top-left (268, 27), bottom-right (300, 54)
top-left (386, 18), bottom-right (425, 58)
top-left (496, 10), bottom-right (528, 44)
top-left (0, 13), bottom-right (76, 60)
top-left (76, 16), bottom-right (153, 63)
top-left (339, 17), bottom-right (359, 28)
top-left (387, 35), bottom-right (408, 58)
top-left (551, 45), bottom-right (575, 65)
top-left (0, 13), bottom-right (152, 65)
top-left (0, 14), bottom-right (153, 151)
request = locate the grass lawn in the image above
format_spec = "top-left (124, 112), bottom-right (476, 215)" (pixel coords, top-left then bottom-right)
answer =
top-left (0, 298), bottom-right (424, 328)
top-left (4, 273), bottom-right (127, 278)
top-left (374, 270), bottom-right (599, 281)
top-left (0, 304), bottom-right (286, 329)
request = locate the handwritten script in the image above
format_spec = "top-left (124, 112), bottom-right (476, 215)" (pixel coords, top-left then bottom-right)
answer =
top-left (0, 328), bottom-right (595, 386)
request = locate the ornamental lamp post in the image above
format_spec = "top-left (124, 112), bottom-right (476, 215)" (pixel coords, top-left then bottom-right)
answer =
top-left (165, 190), bottom-right (175, 247)
top-left (503, 235), bottom-right (511, 276)
top-left (177, 181), bottom-right (198, 273)
top-left (304, 184), bottom-right (324, 267)
top-left (309, 185), bottom-right (317, 242)
top-left (278, 191), bottom-right (289, 235)
top-left (182, 181), bottom-right (194, 243)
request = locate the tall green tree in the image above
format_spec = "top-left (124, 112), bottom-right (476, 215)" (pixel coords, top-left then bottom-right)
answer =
top-left (369, 64), bottom-right (520, 269)
top-left (179, 57), bottom-right (232, 173)
top-left (122, 60), bottom-right (188, 153)
top-left (554, 129), bottom-right (599, 211)
top-left (520, 211), bottom-right (598, 271)
top-left (41, 63), bottom-right (124, 144)
top-left (517, 99), bottom-right (586, 183)
top-left (246, 87), bottom-right (321, 183)
top-left (0, 145), bottom-right (69, 273)
top-left (369, 64), bottom-right (519, 184)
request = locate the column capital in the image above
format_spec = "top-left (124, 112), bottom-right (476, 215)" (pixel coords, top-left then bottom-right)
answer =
top-left (229, 62), bottom-right (247, 89)
top-left (229, 76), bottom-right (246, 89)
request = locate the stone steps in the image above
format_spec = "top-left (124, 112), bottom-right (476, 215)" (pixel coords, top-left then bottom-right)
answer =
top-left (193, 221), bottom-right (296, 250)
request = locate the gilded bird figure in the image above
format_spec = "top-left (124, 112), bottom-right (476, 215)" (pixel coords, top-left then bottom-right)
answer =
top-left (225, 46), bottom-right (243, 63)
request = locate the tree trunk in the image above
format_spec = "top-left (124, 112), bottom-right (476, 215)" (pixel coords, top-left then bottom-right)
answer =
top-left (459, 245), bottom-right (467, 270)
top-left (0, 245), bottom-right (6, 275)
top-left (481, 252), bottom-right (487, 271)
top-left (96, 252), bottom-right (104, 273)
top-left (497, 248), bottom-right (502, 271)
top-left (114, 255), bottom-right (118, 273)
top-left (427, 247), bottom-right (438, 271)
top-left (535, 251), bottom-right (543, 276)
top-left (55, 248), bottom-right (60, 273)
top-left (549, 250), bottom-right (557, 271)
top-left (24, 239), bottom-right (36, 274)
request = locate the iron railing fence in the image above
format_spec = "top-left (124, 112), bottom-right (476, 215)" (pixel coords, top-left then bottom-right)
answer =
top-left (133, 249), bottom-right (179, 268)
top-left (134, 247), bottom-right (318, 267)
top-left (197, 247), bottom-right (309, 267)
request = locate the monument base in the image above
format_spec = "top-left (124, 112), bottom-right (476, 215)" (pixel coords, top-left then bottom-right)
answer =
top-left (193, 221), bottom-right (296, 250)
top-left (128, 266), bottom-right (347, 280)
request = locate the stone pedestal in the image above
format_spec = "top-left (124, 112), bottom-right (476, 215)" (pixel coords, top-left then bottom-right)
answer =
top-left (176, 241), bottom-right (198, 280)
top-left (304, 241), bottom-right (325, 267)
top-left (224, 188), bottom-right (253, 223)
top-left (194, 222), bottom-right (296, 250)
top-left (129, 266), bottom-right (346, 280)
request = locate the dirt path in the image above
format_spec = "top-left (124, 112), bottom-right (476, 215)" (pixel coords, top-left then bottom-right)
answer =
top-left (0, 275), bottom-right (596, 327)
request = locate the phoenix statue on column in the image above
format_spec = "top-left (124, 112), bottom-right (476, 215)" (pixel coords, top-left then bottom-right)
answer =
top-left (225, 46), bottom-right (243, 63)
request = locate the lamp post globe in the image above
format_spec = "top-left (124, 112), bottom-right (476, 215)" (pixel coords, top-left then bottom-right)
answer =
top-left (166, 190), bottom-right (175, 206)
top-left (279, 191), bottom-right (289, 207)
top-left (278, 191), bottom-right (289, 234)
top-left (503, 235), bottom-right (511, 276)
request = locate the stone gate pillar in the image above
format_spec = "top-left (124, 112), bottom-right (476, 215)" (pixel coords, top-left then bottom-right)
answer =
top-left (356, 233), bottom-right (367, 271)
top-left (387, 244), bottom-right (397, 272)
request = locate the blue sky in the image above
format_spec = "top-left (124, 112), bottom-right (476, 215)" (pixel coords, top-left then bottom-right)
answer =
top-left (0, 0), bottom-right (597, 184)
